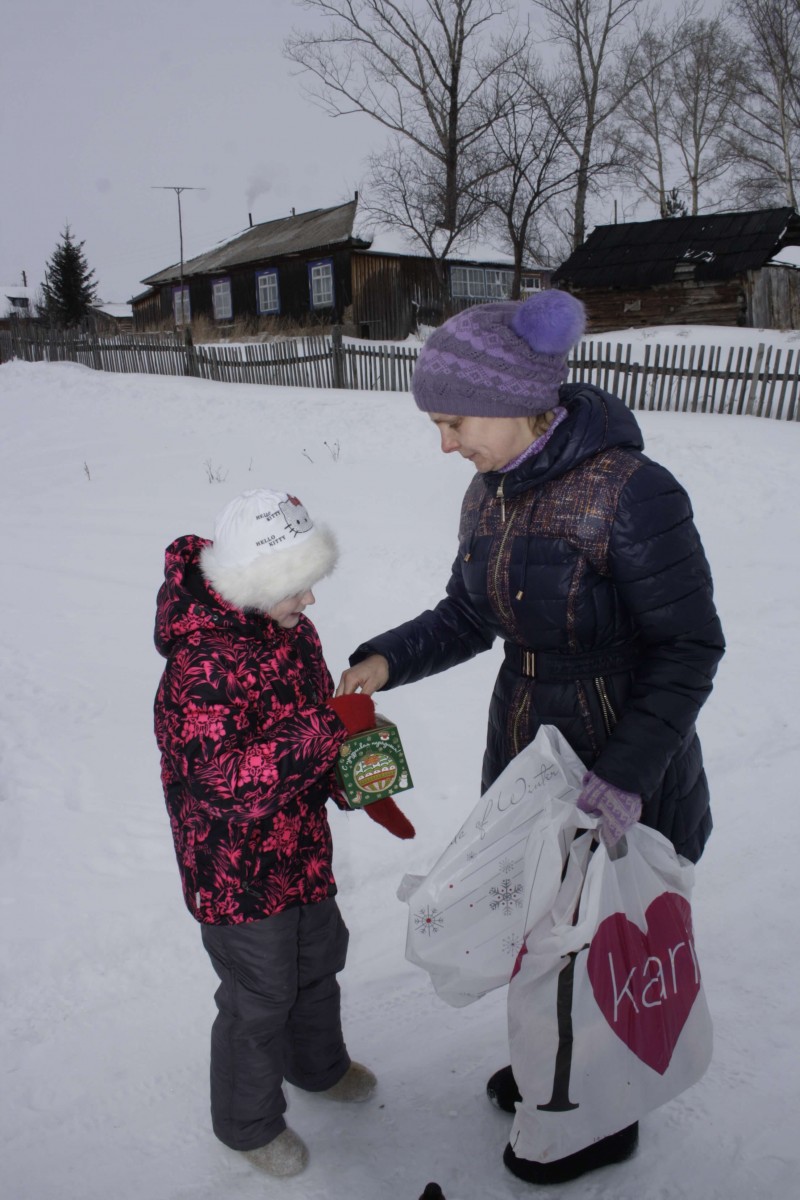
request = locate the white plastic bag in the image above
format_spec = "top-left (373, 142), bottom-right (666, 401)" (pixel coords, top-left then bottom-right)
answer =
top-left (397, 725), bottom-right (587, 1007)
top-left (507, 815), bottom-right (713, 1163)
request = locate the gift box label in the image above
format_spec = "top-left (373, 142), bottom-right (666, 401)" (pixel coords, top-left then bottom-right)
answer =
top-left (336, 716), bottom-right (413, 808)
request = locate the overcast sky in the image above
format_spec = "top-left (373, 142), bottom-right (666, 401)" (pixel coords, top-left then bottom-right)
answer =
top-left (1, 0), bottom-right (386, 303)
top-left (3, 0), bottom-right (707, 306)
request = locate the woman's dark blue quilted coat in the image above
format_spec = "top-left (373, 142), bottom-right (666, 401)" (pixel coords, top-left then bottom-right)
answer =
top-left (352, 384), bottom-right (725, 863)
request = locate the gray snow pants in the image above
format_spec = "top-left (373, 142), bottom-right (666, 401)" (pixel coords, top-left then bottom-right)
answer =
top-left (200, 897), bottom-right (351, 1151)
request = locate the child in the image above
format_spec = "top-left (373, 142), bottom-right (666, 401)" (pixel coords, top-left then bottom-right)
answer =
top-left (154, 488), bottom-right (414, 1178)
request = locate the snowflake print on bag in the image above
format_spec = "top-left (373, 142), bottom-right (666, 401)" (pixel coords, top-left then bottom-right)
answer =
top-left (153, 534), bottom-right (348, 926)
top-left (414, 906), bottom-right (445, 936)
top-left (502, 932), bottom-right (522, 956)
top-left (489, 879), bottom-right (523, 915)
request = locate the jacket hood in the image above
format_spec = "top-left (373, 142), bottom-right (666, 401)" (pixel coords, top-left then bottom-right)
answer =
top-left (485, 384), bottom-right (645, 497)
top-left (154, 534), bottom-right (277, 659)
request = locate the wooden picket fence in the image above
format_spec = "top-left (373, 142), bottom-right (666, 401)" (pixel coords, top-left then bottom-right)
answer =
top-left (570, 338), bottom-right (800, 421)
top-left (7, 323), bottom-right (800, 420)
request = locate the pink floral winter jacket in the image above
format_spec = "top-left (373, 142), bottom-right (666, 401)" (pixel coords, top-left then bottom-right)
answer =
top-left (154, 535), bottom-right (348, 925)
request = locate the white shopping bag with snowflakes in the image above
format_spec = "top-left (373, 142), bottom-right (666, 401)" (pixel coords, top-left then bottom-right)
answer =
top-left (507, 820), bottom-right (713, 1162)
top-left (397, 725), bottom-right (587, 1007)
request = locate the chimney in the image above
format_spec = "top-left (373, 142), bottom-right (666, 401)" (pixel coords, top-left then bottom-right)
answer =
top-left (248, 212), bottom-right (253, 227)
top-left (291, 207), bottom-right (296, 217)
top-left (354, 190), bottom-right (359, 204)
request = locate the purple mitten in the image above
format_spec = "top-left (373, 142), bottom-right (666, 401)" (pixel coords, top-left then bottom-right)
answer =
top-left (577, 771), bottom-right (642, 849)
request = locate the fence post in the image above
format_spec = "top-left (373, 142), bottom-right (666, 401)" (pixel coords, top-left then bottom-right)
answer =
top-left (91, 329), bottom-right (103, 372)
top-left (331, 325), bottom-right (345, 389)
top-left (183, 326), bottom-right (200, 377)
top-left (745, 343), bottom-right (765, 416)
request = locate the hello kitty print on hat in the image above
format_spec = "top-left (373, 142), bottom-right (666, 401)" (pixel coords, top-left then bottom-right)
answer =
top-left (199, 488), bottom-right (338, 612)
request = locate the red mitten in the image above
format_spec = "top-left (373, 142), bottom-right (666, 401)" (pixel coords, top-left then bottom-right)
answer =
top-left (327, 693), bottom-right (376, 735)
top-left (365, 798), bottom-right (416, 840)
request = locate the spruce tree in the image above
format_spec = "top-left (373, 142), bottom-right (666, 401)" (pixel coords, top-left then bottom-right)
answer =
top-left (40, 225), bottom-right (98, 327)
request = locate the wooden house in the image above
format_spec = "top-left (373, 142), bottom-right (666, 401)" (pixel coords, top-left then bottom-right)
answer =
top-left (0, 284), bottom-right (36, 331)
top-left (552, 208), bottom-right (800, 332)
top-left (132, 197), bottom-right (549, 339)
top-left (90, 302), bottom-right (134, 334)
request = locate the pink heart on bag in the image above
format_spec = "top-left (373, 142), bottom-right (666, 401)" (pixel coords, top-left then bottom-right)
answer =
top-left (587, 892), bottom-right (701, 1075)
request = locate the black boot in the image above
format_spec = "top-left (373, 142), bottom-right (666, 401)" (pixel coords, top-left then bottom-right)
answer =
top-left (503, 1122), bottom-right (639, 1185)
top-left (486, 1065), bottom-right (521, 1114)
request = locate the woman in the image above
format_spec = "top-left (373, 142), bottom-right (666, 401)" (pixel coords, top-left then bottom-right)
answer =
top-left (337, 290), bottom-right (725, 1185)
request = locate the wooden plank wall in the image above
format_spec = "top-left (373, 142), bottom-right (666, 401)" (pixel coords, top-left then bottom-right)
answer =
top-left (746, 266), bottom-right (800, 331)
top-left (135, 248), bottom-right (356, 331)
top-left (577, 279), bottom-right (746, 332)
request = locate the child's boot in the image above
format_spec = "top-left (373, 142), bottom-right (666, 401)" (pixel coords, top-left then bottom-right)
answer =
top-left (243, 1128), bottom-right (309, 1177)
top-left (322, 1061), bottom-right (377, 1102)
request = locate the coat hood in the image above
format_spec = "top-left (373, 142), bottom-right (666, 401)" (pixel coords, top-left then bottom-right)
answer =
top-left (485, 383), bottom-right (645, 497)
top-left (154, 534), bottom-right (279, 659)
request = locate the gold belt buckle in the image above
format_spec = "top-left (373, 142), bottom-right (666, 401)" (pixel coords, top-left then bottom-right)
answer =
top-left (523, 649), bottom-right (536, 678)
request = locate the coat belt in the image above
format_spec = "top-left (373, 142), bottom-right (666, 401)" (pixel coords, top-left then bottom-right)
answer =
top-left (504, 641), bottom-right (641, 682)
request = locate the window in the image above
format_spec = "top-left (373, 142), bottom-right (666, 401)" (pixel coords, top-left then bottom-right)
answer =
top-left (485, 269), bottom-right (514, 298)
top-left (256, 269), bottom-right (280, 315)
top-left (172, 286), bottom-right (191, 325)
top-left (212, 278), bottom-right (232, 321)
top-left (450, 266), bottom-right (487, 299)
top-left (309, 259), bottom-right (334, 309)
top-left (451, 265), bottom-right (544, 301)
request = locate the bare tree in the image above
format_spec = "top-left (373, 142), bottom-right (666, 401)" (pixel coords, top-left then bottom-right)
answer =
top-left (726, 0), bottom-right (800, 208)
top-left (619, 16), bottom-right (742, 216)
top-left (284, 0), bottom-right (523, 238)
top-left (530, 0), bottom-right (697, 247)
top-left (480, 60), bottom-right (580, 290)
top-left (615, 29), bottom-right (674, 216)
top-left (363, 135), bottom-right (491, 294)
top-left (667, 17), bottom-right (743, 213)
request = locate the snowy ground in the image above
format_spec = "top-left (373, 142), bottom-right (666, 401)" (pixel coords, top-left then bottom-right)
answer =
top-left (1, 352), bottom-right (799, 1200)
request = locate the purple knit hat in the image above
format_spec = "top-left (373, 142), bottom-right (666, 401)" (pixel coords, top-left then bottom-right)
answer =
top-left (412, 290), bottom-right (586, 417)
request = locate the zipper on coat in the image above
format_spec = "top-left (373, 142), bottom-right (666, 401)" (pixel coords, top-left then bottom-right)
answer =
top-left (594, 675), bottom-right (617, 737)
top-left (496, 476), bottom-right (506, 523)
top-left (493, 498), bottom-right (518, 626)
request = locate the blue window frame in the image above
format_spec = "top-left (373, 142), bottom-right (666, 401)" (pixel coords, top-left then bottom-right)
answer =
top-left (256, 269), bottom-right (280, 315)
top-left (308, 258), bottom-right (334, 309)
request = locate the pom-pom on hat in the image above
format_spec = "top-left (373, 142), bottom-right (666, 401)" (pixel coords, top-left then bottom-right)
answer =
top-left (411, 289), bottom-right (586, 418)
top-left (199, 488), bottom-right (338, 612)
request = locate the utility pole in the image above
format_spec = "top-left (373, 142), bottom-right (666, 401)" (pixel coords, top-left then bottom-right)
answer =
top-left (152, 185), bottom-right (205, 326)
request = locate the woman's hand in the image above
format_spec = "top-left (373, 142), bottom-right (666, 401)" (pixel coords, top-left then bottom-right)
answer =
top-left (336, 655), bottom-right (389, 696)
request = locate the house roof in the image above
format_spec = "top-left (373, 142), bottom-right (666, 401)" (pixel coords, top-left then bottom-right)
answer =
top-left (1, 285), bottom-right (36, 318)
top-left (93, 301), bottom-right (133, 320)
top-left (142, 198), bottom-right (551, 289)
top-left (552, 207), bottom-right (800, 290)
top-left (142, 199), bottom-right (367, 286)
top-left (358, 225), bottom-right (549, 271)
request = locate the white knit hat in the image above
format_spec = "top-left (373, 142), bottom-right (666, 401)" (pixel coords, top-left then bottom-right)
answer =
top-left (199, 488), bottom-right (338, 611)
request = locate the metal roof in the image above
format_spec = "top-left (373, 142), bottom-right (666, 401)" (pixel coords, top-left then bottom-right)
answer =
top-left (552, 208), bottom-right (800, 290)
top-left (142, 199), bottom-right (366, 285)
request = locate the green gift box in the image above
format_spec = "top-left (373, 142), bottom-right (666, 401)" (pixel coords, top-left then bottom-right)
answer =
top-left (336, 715), bottom-right (414, 809)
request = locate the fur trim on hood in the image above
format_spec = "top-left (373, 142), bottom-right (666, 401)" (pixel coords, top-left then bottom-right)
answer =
top-left (199, 523), bottom-right (338, 612)
top-left (197, 488), bottom-right (339, 612)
